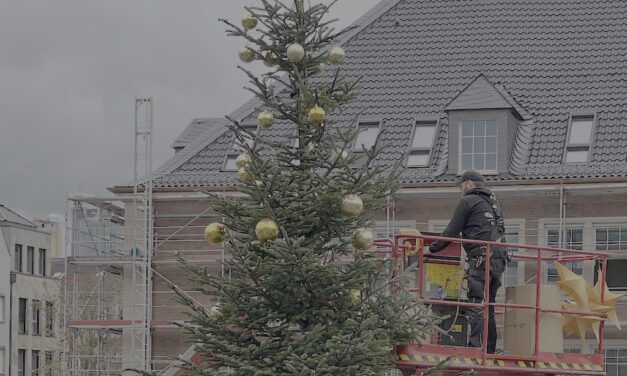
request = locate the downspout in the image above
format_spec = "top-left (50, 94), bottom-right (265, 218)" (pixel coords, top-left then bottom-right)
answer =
top-left (558, 181), bottom-right (565, 248)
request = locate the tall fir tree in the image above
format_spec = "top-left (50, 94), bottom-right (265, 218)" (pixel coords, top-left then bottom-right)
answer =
top-left (175, 1), bottom-right (436, 374)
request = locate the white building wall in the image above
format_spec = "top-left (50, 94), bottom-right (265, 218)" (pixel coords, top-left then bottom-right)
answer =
top-left (0, 229), bottom-right (10, 376)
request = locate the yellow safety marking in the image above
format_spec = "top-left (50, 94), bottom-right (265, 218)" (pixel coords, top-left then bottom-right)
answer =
top-left (518, 361), bottom-right (527, 368)
top-left (486, 359), bottom-right (495, 366)
top-left (413, 354), bottom-right (422, 362)
top-left (594, 365), bottom-right (603, 371)
top-left (497, 360), bottom-right (505, 367)
top-left (399, 354), bottom-right (410, 361)
top-left (465, 357), bottom-right (474, 365)
top-left (583, 364), bottom-right (593, 370)
top-left (426, 355), bottom-right (436, 362)
top-left (560, 363), bottom-right (569, 369)
top-left (476, 358), bottom-right (482, 365)
top-left (549, 362), bottom-right (558, 369)
top-left (572, 363), bottom-right (581, 370)
top-left (538, 362), bottom-right (547, 369)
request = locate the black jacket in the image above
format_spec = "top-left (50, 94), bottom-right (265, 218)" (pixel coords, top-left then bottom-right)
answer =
top-left (429, 187), bottom-right (505, 256)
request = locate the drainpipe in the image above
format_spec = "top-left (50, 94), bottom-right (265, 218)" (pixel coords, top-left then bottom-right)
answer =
top-left (9, 272), bottom-right (16, 376)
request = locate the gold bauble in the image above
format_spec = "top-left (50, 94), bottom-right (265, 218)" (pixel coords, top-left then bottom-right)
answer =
top-left (328, 46), bottom-right (346, 65)
top-left (255, 218), bottom-right (280, 241)
top-left (241, 11), bottom-right (258, 31)
top-left (348, 289), bottom-right (361, 305)
top-left (286, 43), bottom-right (305, 63)
top-left (257, 111), bottom-right (274, 128)
top-left (352, 228), bottom-right (374, 250)
top-left (238, 167), bottom-right (253, 183)
top-left (235, 153), bottom-right (252, 169)
top-left (239, 46), bottom-right (255, 63)
top-left (308, 105), bottom-right (325, 125)
top-left (341, 194), bottom-right (364, 217)
top-left (204, 223), bottom-right (227, 246)
top-left (263, 52), bottom-right (278, 67)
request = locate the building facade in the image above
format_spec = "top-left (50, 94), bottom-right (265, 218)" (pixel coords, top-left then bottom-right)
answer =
top-left (0, 206), bottom-right (60, 376)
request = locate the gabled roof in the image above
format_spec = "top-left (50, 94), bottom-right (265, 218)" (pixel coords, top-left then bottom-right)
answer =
top-left (171, 118), bottom-right (224, 151)
top-left (134, 0), bottom-right (627, 189)
top-left (0, 205), bottom-right (33, 227)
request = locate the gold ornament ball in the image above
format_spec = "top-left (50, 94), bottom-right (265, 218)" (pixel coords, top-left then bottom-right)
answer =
top-left (263, 52), bottom-right (278, 67)
top-left (348, 289), bottom-right (361, 305)
top-left (255, 218), bottom-right (280, 241)
top-left (235, 153), bottom-right (251, 169)
top-left (239, 46), bottom-right (255, 63)
top-left (238, 167), bottom-right (253, 183)
top-left (308, 105), bottom-right (326, 125)
top-left (257, 111), bottom-right (274, 128)
top-left (341, 194), bottom-right (364, 217)
top-left (241, 11), bottom-right (258, 30)
top-left (204, 223), bottom-right (227, 246)
top-left (286, 43), bottom-right (305, 63)
top-left (328, 46), bottom-right (346, 65)
top-left (352, 228), bottom-right (374, 250)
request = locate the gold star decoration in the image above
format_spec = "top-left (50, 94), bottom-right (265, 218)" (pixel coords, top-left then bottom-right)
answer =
top-left (554, 261), bottom-right (623, 343)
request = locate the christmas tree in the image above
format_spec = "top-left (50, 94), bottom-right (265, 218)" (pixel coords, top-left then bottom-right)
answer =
top-left (176, 1), bottom-right (436, 374)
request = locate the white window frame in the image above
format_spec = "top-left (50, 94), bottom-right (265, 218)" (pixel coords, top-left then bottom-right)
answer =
top-left (0, 295), bottom-right (4, 322)
top-left (604, 347), bottom-right (627, 375)
top-left (0, 347), bottom-right (5, 375)
top-left (353, 121), bottom-right (381, 151)
top-left (458, 119), bottom-right (498, 174)
top-left (222, 154), bottom-right (239, 172)
top-left (407, 119), bottom-right (438, 167)
top-left (564, 113), bottom-right (596, 163)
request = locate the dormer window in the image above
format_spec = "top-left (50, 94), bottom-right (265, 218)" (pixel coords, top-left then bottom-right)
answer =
top-left (353, 121), bottom-right (380, 151)
top-left (222, 154), bottom-right (239, 171)
top-left (239, 124), bottom-right (258, 150)
top-left (407, 120), bottom-right (437, 167)
top-left (460, 120), bottom-right (498, 172)
top-left (564, 115), bottom-right (595, 163)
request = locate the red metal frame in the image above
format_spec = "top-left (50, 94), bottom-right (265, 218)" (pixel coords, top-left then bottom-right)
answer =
top-left (383, 233), bottom-right (610, 375)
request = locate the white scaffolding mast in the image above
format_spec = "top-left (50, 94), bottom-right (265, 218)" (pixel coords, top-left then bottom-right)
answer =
top-left (131, 97), bottom-right (154, 371)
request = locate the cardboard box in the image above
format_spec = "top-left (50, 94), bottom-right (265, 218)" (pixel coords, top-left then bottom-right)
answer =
top-left (504, 284), bottom-right (563, 355)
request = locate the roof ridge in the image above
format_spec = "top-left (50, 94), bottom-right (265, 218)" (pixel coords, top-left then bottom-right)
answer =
top-left (0, 205), bottom-right (34, 226)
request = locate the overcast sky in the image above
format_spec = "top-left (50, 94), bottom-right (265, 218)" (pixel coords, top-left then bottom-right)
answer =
top-left (0, 0), bottom-right (380, 220)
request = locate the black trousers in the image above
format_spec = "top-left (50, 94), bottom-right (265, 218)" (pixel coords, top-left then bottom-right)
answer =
top-left (466, 260), bottom-right (502, 354)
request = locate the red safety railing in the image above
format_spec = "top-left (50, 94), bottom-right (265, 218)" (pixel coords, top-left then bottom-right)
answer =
top-left (386, 233), bottom-right (610, 372)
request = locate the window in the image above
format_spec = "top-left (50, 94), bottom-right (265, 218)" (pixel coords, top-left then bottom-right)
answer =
top-left (565, 115), bottom-right (594, 163)
top-left (595, 227), bottom-right (627, 252)
top-left (605, 348), bottom-right (627, 376)
top-left (15, 244), bottom-right (23, 272)
top-left (353, 122), bottom-right (380, 151)
top-left (407, 120), bottom-right (437, 167)
top-left (0, 295), bottom-right (4, 322)
top-left (222, 154), bottom-right (239, 172)
top-left (38, 249), bottom-right (46, 276)
top-left (32, 300), bottom-right (41, 336)
top-left (32, 350), bottom-right (40, 376)
top-left (45, 302), bottom-right (54, 337)
top-left (546, 228), bottom-right (583, 282)
top-left (460, 120), bottom-right (497, 172)
top-left (18, 298), bottom-right (27, 334)
top-left (27, 246), bottom-right (34, 274)
top-left (502, 230), bottom-right (520, 287)
top-left (596, 260), bottom-right (627, 291)
top-left (18, 349), bottom-right (26, 376)
top-left (237, 124), bottom-right (258, 150)
top-left (44, 352), bottom-right (53, 376)
top-left (0, 347), bottom-right (5, 375)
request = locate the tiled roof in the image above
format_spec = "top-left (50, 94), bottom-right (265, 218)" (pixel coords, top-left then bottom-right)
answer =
top-left (0, 205), bottom-right (33, 226)
top-left (149, 0), bottom-right (627, 188)
top-left (171, 118), bottom-right (223, 150)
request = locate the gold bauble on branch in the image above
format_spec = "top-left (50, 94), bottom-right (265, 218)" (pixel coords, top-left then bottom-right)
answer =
top-left (263, 52), bottom-right (278, 67)
top-left (235, 153), bottom-right (252, 169)
top-left (241, 11), bottom-right (258, 31)
top-left (204, 223), bottom-right (227, 246)
top-left (308, 105), bottom-right (326, 125)
top-left (257, 111), bottom-right (274, 128)
top-left (328, 46), bottom-right (346, 65)
top-left (255, 218), bottom-right (280, 241)
top-left (348, 289), bottom-right (361, 305)
top-left (239, 46), bottom-right (255, 63)
top-left (341, 194), bottom-right (364, 217)
top-left (238, 167), bottom-right (253, 183)
top-left (352, 228), bottom-right (374, 250)
top-left (286, 43), bottom-right (305, 63)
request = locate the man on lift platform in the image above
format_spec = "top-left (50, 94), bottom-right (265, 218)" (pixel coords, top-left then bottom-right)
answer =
top-left (425, 170), bottom-right (508, 354)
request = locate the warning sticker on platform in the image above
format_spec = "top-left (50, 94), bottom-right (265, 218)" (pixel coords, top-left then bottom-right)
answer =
top-left (426, 264), bottom-right (463, 296)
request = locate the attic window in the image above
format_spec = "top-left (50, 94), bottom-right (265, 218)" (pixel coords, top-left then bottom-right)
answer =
top-left (407, 120), bottom-right (437, 167)
top-left (233, 124), bottom-right (258, 151)
top-left (353, 122), bottom-right (380, 151)
top-left (565, 115), bottom-right (595, 163)
top-left (460, 120), bottom-right (498, 172)
top-left (222, 154), bottom-right (239, 172)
